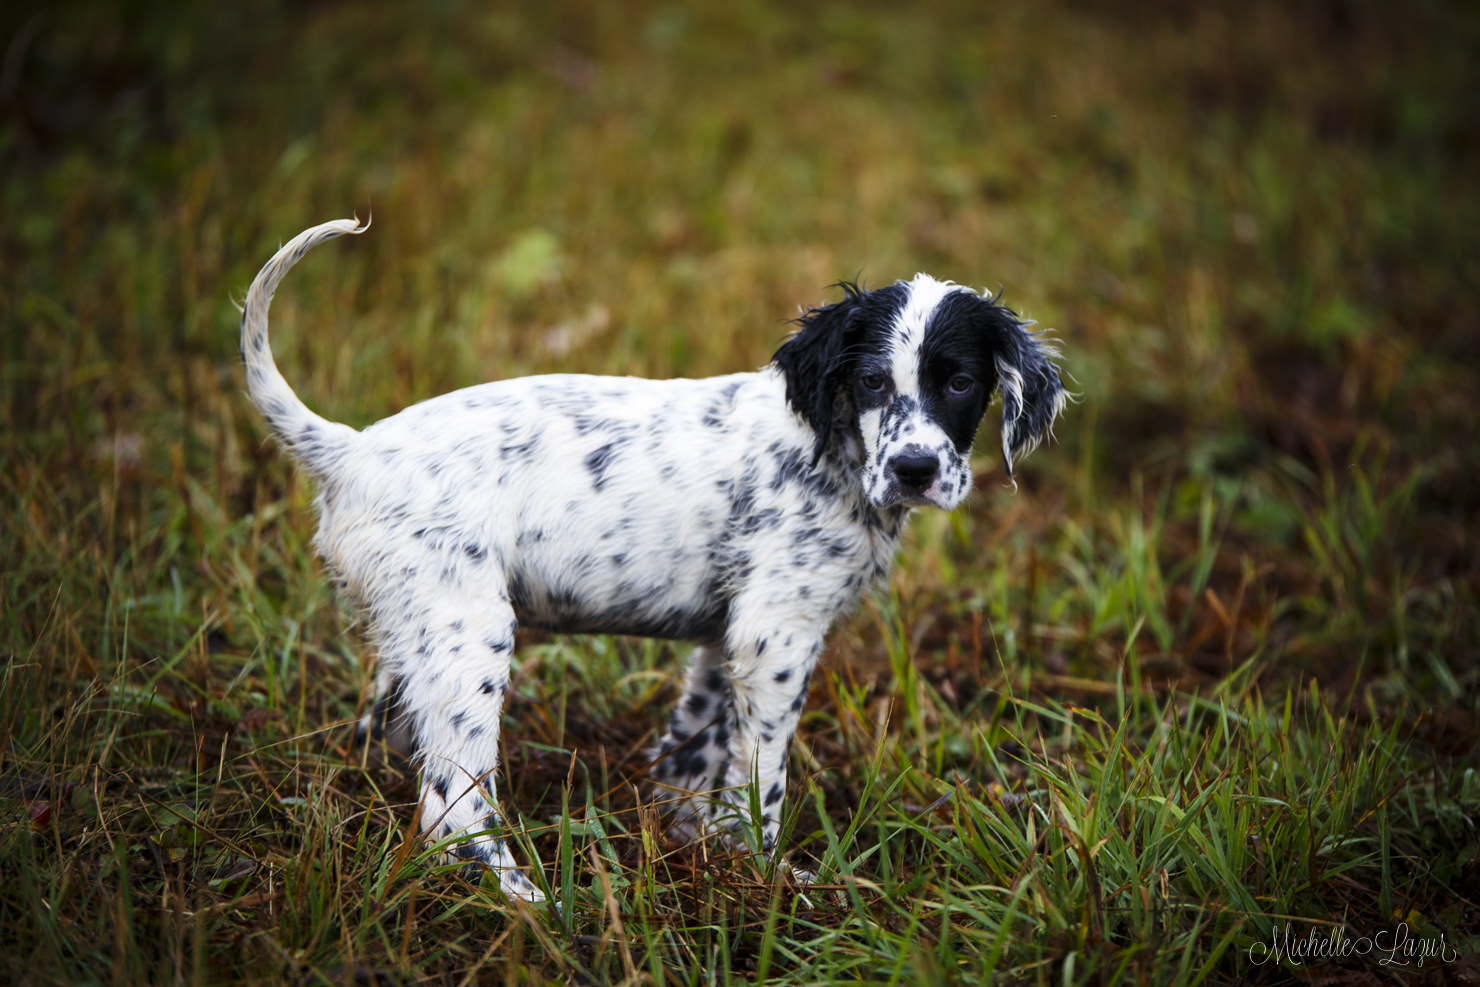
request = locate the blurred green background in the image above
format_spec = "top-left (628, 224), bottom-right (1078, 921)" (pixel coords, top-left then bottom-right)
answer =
top-left (2, 0), bottom-right (1478, 982)
top-left (6, 0), bottom-right (1478, 692)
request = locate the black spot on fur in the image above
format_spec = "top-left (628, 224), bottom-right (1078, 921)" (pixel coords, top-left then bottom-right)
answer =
top-left (499, 435), bottom-right (542, 463)
top-left (454, 842), bottom-right (487, 864)
top-left (584, 441), bottom-right (622, 491)
top-left (671, 740), bottom-right (710, 779)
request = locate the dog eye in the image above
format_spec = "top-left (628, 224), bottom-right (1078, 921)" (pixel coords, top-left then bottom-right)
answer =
top-left (948, 374), bottom-right (974, 394)
top-left (861, 373), bottom-right (888, 393)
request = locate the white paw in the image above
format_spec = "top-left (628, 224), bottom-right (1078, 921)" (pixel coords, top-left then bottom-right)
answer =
top-left (782, 861), bottom-right (844, 908)
top-left (497, 868), bottom-right (546, 903)
top-left (787, 865), bottom-right (819, 885)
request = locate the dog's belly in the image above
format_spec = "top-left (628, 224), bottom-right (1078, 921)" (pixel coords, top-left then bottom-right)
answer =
top-left (508, 570), bottom-right (729, 641)
top-left (505, 503), bottom-right (732, 642)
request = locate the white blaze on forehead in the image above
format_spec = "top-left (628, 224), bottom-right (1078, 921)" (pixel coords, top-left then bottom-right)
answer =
top-left (887, 275), bottom-right (972, 396)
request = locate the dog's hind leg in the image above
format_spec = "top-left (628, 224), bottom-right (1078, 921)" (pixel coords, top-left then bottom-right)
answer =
top-left (390, 589), bottom-right (545, 902)
top-left (651, 645), bottom-right (733, 838)
top-left (354, 668), bottom-right (413, 761)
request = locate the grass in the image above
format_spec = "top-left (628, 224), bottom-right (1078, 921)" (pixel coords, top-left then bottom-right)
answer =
top-left (2, 0), bottom-right (1479, 983)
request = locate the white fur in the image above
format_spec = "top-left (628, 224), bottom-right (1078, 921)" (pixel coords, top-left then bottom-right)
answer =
top-left (239, 220), bottom-right (1061, 903)
top-left (886, 274), bottom-right (968, 395)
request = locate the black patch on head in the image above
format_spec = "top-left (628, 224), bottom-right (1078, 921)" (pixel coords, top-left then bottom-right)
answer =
top-left (913, 291), bottom-right (998, 455)
top-left (917, 289), bottom-right (1065, 476)
top-left (772, 281), bottom-right (910, 463)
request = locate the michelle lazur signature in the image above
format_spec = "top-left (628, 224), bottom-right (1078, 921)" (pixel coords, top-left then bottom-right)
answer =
top-left (1249, 921), bottom-right (1468, 968)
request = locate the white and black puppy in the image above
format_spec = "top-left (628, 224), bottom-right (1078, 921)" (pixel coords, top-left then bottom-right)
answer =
top-left (241, 219), bottom-right (1066, 901)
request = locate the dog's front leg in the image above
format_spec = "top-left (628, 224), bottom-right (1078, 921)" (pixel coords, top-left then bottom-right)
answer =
top-left (392, 594), bottom-right (544, 902)
top-left (712, 608), bottom-right (823, 853)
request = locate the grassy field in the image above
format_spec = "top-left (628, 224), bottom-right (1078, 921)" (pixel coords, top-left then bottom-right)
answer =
top-left (3, 0), bottom-right (1479, 983)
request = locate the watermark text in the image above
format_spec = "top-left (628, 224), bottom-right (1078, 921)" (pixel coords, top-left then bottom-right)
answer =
top-left (1248, 922), bottom-right (1462, 968)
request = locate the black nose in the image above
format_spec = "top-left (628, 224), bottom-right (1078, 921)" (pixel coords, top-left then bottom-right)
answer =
top-left (889, 451), bottom-right (939, 492)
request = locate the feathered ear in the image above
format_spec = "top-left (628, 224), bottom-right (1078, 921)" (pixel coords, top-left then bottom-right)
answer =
top-left (989, 305), bottom-right (1067, 478)
top-left (772, 283), bottom-right (864, 464)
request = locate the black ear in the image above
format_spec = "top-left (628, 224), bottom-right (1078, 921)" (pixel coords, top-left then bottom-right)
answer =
top-left (988, 303), bottom-right (1067, 478)
top-left (772, 283), bottom-right (864, 463)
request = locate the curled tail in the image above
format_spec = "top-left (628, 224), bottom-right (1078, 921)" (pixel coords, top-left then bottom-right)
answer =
top-left (241, 218), bottom-right (367, 478)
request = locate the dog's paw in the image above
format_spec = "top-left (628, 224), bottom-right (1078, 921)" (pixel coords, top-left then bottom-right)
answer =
top-left (495, 867), bottom-right (546, 903)
top-left (786, 864), bottom-right (819, 885)
top-left (781, 860), bottom-right (845, 908)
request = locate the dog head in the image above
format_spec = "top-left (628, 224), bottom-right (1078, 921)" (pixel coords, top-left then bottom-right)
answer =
top-left (773, 275), bottom-right (1066, 510)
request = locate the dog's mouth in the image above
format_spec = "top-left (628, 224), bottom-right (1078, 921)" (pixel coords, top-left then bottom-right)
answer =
top-left (870, 483), bottom-right (954, 511)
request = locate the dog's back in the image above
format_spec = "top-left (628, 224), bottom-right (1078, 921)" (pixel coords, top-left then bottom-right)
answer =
top-left (308, 368), bottom-right (891, 644)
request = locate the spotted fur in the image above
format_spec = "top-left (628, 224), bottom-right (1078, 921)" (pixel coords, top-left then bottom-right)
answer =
top-left (240, 219), bottom-right (1066, 902)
